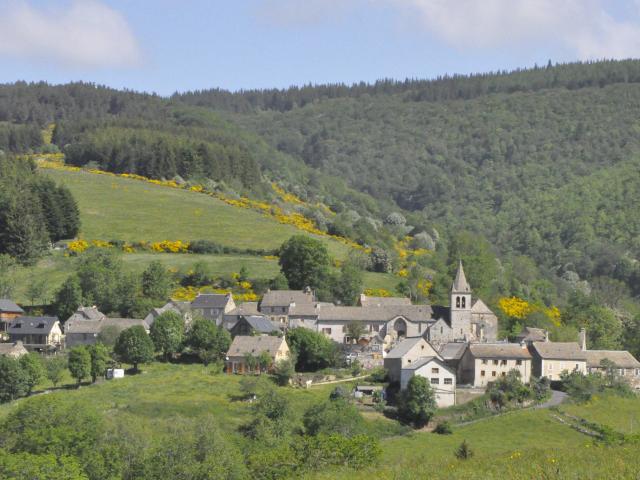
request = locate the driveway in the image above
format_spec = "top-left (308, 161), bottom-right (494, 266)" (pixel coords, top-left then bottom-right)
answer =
top-left (535, 389), bottom-right (567, 409)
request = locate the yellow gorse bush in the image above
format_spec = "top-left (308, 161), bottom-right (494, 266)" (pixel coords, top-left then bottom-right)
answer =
top-left (498, 296), bottom-right (561, 325)
top-left (363, 288), bottom-right (393, 297)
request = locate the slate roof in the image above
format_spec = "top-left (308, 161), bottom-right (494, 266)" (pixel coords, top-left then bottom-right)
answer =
top-left (8, 316), bottom-right (59, 335)
top-left (288, 302), bottom-right (329, 317)
top-left (242, 315), bottom-right (279, 334)
top-left (0, 341), bottom-right (28, 356)
top-left (471, 299), bottom-right (493, 315)
top-left (585, 350), bottom-right (640, 369)
top-left (0, 299), bottom-right (24, 313)
top-left (359, 295), bottom-right (411, 308)
top-left (516, 327), bottom-right (547, 342)
top-left (317, 305), bottom-right (432, 323)
top-left (401, 356), bottom-right (437, 371)
top-left (469, 343), bottom-right (532, 359)
top-left (260, 290), bottom-right (315, 308)
top-left (531, 342), bottom-right (587, 361)
top-left (226, 335), bottom-right (286, 358)
top-left (226, 302), bottom-right (260, 317)
top-left (65, 317), bottom-right (147, 335)
top-left (452, 261), bottom-right (471, 293)
top-left (431, 305), bottom-right (451, 323)
top-left (191, 293), bottom-right (232, 309)
top-left (439, 342), bottom-right (468, 360)
top-left (386, 337), bottom-right (427, 359)
top-left (66, 306), bottom-right (106, 323)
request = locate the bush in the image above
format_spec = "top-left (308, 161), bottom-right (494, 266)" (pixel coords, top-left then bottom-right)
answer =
top-left (433, 421), bottom-right (453, 435)
top-left (455, 440), bottom-right (474, 460)
top-left (367, 367), bottom-right (387, 383)
top-left (397, 376), bottom-right (436, 428)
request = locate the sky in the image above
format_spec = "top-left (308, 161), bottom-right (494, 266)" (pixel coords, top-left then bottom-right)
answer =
top-left (1, 0), bottom-right (640, 95)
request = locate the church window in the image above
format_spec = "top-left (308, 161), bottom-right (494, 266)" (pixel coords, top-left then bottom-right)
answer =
top-left (462, 297), bottom-right (466, 308)
top-left (456, 297), bottom-right (460, 308)
top-left (440, 326), bottom-right (443, 334)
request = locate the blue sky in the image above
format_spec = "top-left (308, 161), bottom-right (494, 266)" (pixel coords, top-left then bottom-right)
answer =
top-left (1, 0), bottom-right (640, 95)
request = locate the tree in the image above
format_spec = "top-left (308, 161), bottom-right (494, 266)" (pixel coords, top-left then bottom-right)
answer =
top-left (149, 311), bottom-right (184, 361)
top-left (244, 353), bottom-right (258, 373)
top-left (25, 276), bottom-right (48, 307)
top-left (76, 249), bottom-right (131, 315)
top-left (278, 235), bottom-right (330, 290)
top-left (0, 356), bottom-right (27, 402)
top-left (397, 376), bottom-right (436, 428)
top-left (141, 260), bottom-right (172, 301)
top-left (332, 262), bottom-right (363, 306)
top-left (455, 440), bottom-right (474, 460)
top-left (286, 327), bottom-right (336, 372)
top-left (19, 353), bottom-right (44, 395)
top-left (345, 322), bottom-right (367, 343)
top-left (0, 254), bottom-right (17, 298)
top-left (185, 318), bottom-right (230, 365)
top-left (89, 343), bottom-right (110, 383)
top-left (67, 346), bottom-right (91, 387)
top-left (257, 351), bottom-right (273, 373)
top-left (272, 358), bottom-right (294, 386)
top-left (96, 325), bottom-right (120, 348)
top-left (0, 452), bottom-right (87, 480)
top-left (53, 276), bottom-right (82, 324)
top-left (44, 356), bottom-right (67, 388)
top-left (114, 325), bottom-right (154, 372)
top-left (303, 397), bottom-right (365, 437)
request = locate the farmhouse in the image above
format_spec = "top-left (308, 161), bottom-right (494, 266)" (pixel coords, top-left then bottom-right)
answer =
top-left (65, 317), bottom-right (149, 348)
top-left (584, 350), bottom-right (640, 389)
top-left (0, 299), bottom-right (24, 335)
top-left (66, 306), bottom-right (106, 324)
top-left (400, 356), bottom-right (456, 407)
top-left (530, 342), bottom-right (587, 380)
top-left (358, 294), bottom-right (411, 307)
top-left (229, 315), bottom-right (279, 337)
top-left (384, 336), bottom-right (440, 382)
top-left (225, 335), bottom-right (290, 374)
top-left (144, 301), bottom-right (192, 327)
top-left (223, 302), bottom-right (260, 330)
top-left (0, 340), bottom-right (29, 358)
top-left (460, 343), bottom-right (532, 387)
top-left (515, 326), bottom-right (548, 345)
top-left (191, 293), bottom-right (235, 326)
top-left (259, 288), bottom-right (316, 326)
top-left (8, 316), bottom-right (63, 352)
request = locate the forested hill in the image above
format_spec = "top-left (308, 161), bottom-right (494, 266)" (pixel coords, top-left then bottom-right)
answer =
top-left (175, 60), bottom-right (640, 293)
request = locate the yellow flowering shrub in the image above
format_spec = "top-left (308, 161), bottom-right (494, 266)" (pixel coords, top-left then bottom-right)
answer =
top-left (91, 240), bottom-right (113, 248)
top-left (397, 269), bottom-right (409, 278)
top-left (263, 255), bottom-right (278, 261)
top-left (150, 240), bottom-right (189, 253)
top-left (498, 297), bottom-right (533, 319)
top-left (239, 281), bottom-right (252, 291)
top-left (68, 239), bottom-right (89, 254)
top-left (416, 279), bottom-right (432, 297)
top-left (363, 288), bottom-right (393, 297)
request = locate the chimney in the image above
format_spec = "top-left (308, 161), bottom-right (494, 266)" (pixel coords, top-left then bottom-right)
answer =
top-left (578, 328), bottom-right (587, 351)
top-left (543, 330), bottom-right (549, 342)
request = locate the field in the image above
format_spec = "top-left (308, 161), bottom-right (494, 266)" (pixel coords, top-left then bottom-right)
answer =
top-left (1, 365), bottom-right (637, 480)
top-left (43, 168), bottom-right (349, 257)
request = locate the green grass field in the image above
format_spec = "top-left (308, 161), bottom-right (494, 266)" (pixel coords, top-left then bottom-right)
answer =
top-left (1, 365), bottom-right (637, 480)
top-left (43, 168), bottom-right (349, 257)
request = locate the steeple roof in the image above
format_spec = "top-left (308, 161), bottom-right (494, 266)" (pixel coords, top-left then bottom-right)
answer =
top-left (451, 261), bottom-right (471, 293)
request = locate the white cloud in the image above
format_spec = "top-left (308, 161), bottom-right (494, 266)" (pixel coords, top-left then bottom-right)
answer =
top-left (0, 0), bottom-right (141, 68)
top-left (392, 0), bottom-right (640, 59)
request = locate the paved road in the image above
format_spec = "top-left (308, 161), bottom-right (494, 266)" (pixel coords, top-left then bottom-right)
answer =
top-left (535, 389), bottom-right (568, 409)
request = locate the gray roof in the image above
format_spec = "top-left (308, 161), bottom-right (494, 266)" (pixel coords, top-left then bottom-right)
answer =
top-left (516, 327), bottom-right (547, 342)
top-left (532, 342), bottom-right (587, 361)
top-left (260, 290), bottom-right (315, 308)
top-left (191, 293), bottom-right (233, 309)
top-left (67, 306), bottom-right (106, 323)
top-left (8, 316), bottom-right (59, 335)
top-left (452, 261), bottom-right (471, 293)
top-left (226, 302), bottom-right (260, 317)
top-left (439, 342), bottom-right (468, 360)
top-left (226, 335), bottom-right (286, 358)
top-left (359, 295), bottom-right (411, 308)
top-left (401, 356), bottom-right (453, 372)
top-left (66, 317), bottom-right (147, 335)
top-left (471, 299), bottom-right (493, 315)
top-left (317, 305), bottom-right (432, 323)
top-left (386, 337), bottom-right (427, 359)
top-left (585, 350), bottom-right (640, 369)
top-left (0, 299), bottom-right (24, 313)
top-left (289, 302), bottom-right (330, 317)
top-left (243, 316), bottom-right (279, 333)
top-left (0, 341), bottom-right (28, 356)
top-left (469, 343), bottom-right (532, 359)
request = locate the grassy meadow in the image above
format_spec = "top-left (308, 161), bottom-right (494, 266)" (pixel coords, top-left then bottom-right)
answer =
top-left (0, 364), bottom-right (637, 480)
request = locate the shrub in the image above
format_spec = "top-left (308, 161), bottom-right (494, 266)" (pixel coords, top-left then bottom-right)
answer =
top-left (397, 376), bottom-right (436, 428)
top-left (433, 421), bottom-right (453, 435)
top-left (455, 440), bottom-right (474, 460)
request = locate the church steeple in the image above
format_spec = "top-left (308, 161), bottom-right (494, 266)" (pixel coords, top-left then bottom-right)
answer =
top-left (451, 260), bottom-right (471, 294)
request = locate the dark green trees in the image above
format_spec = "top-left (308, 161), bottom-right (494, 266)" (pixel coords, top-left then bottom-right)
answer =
top-left (397, 376), bottom-right (437, 428)
top-left (149, 311), bottom-right (184, 360)
top-left (278, 235), bottom-right (330, 290)
top-left (114, 326), bottom-right (155, 372)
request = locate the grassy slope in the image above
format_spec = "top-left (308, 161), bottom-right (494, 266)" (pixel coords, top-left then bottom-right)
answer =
top-left (43, 168), bottom-right (349, 257)
top-left (1, 365), bottom-right (637, 480)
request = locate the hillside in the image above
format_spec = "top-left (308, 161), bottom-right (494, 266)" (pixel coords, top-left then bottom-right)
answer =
top-left (0, 364), bottom-right (637, 480)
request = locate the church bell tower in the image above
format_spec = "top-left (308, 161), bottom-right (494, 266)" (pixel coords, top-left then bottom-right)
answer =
top-left (450, 261), bottom-right (472, 339)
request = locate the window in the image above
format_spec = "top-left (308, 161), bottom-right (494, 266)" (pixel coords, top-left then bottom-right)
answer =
top-left (373, 324), bottom-right (380, 332)
top-left (575, 364), bottom-right (580, 370)
top-left (493, 360), bottom-right (499, 365)
top-left (501, 372), bottom-right (506, 377)
top-left (456, 296), bottom-right (460, 308)
top-left (500, 360), bottom-right (507, 366)
top-left (431, 367), bottom-right (439, 374)
top-left (462, 297), bottom-right (466, 308)
top-left (480, 370), bottom-right (485, 377)
top-left (492, 371), bottom-right (497, 377)
top-left (421, 345), bottom-right (425, 350)
top-left (444, 378), bottom-right (453, 385)
top-left (322, 328), bottom-right (332, 335)
top-left (481, 359), bottom-right (488, 365)
top-left (516, 360), bottom-right (522, 366)
top-left (440, 326), bottom-right (443, 334)
top-left (431, 378), bottom-right (439, 385)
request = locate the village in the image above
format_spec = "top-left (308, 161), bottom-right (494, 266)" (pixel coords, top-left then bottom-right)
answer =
top-left (2, 262), bottom-right (639, 409)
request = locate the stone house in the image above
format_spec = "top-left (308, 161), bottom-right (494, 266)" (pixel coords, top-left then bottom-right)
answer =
top-left (384, 336), bottom-right (440, 382)
top-left (223, 302), bottom-right (260, 330)
top-left (65, 317), bottom-right (149, 348)
top-left (584, 350), bottom-right (640, 388)
top-left (400, 356), bottom-right (457, 407)
top-left (191, 293), bottom-right (235, 326)
top-left (225, 335), bottom-right (290, 374)
top-left (144, 301), bottom-right (192, 328)
top-left (259, 288), bottom-right (316, 327)
top-left (358, 294), bottom-right (411, 307)
top-left (530, 342), bottom-right (587, 380)
top-left (515, 326), bottom-right (548, 345)
top-left (66, 306), bottom-right (106, 324)
top-left (8, 316), bottom-right (63, 352)
top-left (229, 315), bottom-right (279, 337)
top-left (0, 299), bottom-right (24, 335)
top-left (0, 340), bottom-right (29, 358)
top-left (460, 343), bottom-right (532, 387)
top-left (437, 342), bottom-right (468, 378)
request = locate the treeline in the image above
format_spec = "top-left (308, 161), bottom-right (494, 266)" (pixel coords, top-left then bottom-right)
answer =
top-left (0, 123), bottom-right (43, 153)
top-left (174, 59), bottom-right (640, 113)
top-left (0, 155), bottom-right (79, 264)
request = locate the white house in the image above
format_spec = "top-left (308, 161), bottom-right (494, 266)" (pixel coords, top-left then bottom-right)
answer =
top-left (400, 356), bottom-right (456, 407)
